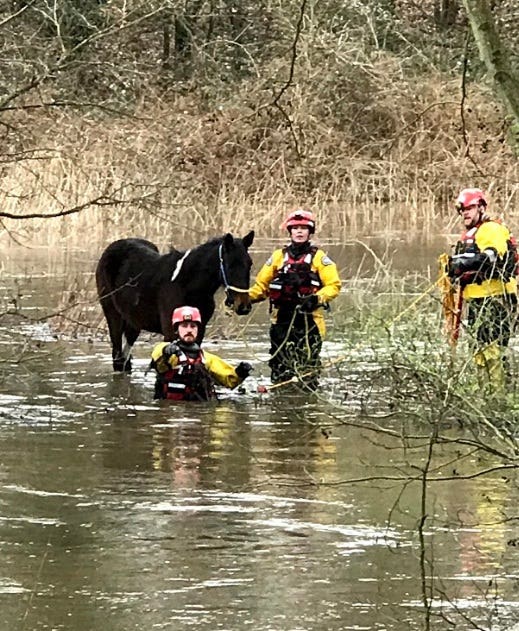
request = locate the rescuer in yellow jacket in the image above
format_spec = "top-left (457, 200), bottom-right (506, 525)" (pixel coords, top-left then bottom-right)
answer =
top-left (249, 209), bottom-right (341, 388)
top-left (448, 188), bottom-right (518, 391)
top-left (151, 306), bottom-right (252, 401)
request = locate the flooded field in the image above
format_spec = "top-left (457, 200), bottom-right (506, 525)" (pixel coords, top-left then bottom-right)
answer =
top-left (1, 242), bottom-right (518, 631)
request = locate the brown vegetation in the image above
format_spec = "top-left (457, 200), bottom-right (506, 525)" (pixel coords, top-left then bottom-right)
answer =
top-left (0, 1), bottom-right (517, 247)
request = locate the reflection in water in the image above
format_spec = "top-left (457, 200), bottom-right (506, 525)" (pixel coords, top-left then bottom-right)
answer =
top-left (151, 418), bottom-right (203, 489)
top-left (1, 247), bottom-right (519, 631)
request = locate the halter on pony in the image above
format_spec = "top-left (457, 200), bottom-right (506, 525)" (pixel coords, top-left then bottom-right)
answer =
top-left (218, 243), bottom-right (250, 308)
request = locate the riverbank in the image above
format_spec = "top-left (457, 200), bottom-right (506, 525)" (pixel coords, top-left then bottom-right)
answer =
top-left (1, 76), bottom-right (517, 249)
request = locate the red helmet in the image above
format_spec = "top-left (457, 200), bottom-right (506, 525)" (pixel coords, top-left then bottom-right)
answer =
top-left (455, 188), bottom-right (487, 213)
top-left (171, 306), bottom-right (202, 327)
top-left (283, 209), bottom-right (316, 234)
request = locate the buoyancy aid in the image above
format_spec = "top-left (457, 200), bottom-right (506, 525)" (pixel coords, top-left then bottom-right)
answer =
top-left (160, 349), bottom-right (216, 401)
top-left (268, 245), bottom-right (322, 308)
top-left (455, 220), bottom-right (518, 285)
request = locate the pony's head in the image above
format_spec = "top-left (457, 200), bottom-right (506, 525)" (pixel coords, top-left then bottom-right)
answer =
top-left (220, 231), bottom-right (254, 315)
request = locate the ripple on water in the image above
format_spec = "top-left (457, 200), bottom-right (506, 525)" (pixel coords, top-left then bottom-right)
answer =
top-left (0, 398), bottom-right (87, 427)
top-left (2, 484), bottom-right (85, 499)
top-left (0, 579), bottom-right (29, 594)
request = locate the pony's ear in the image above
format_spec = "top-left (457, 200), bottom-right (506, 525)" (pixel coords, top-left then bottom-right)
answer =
top-left (223, 233), bottom-right (234, 249)
top-left (242, 230), bottom-right (255, 249)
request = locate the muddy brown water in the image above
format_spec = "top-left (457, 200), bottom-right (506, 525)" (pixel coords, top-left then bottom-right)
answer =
top-left (0, 240), bottom-right (518, 631)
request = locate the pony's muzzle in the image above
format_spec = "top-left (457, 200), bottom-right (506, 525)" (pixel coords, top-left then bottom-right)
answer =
top-left (236, 301), bottom-right (252, 315)
top-left (230, 292), bottom-right (252, 315)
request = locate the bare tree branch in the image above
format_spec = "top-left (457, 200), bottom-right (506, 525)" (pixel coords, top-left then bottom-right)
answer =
top-left (0, 1), bottom-right (35, 28)
top-left (269, 0), bottom-right (307, 160)
top-left (0, 186), bottom-right (157, 220)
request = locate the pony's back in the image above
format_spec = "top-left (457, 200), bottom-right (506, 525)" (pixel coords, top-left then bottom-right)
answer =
top-left (96, 238), bottom-right (160, 295)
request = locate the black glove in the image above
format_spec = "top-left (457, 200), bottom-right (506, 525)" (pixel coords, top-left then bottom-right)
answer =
top-left (449, 254), bottom-right (492, 286)
top-left (299, 294), bottom-right (320, 313)
top-left (448, 255), bottom-right (468, 278)
top-left (449, 253), bottom-right (488, 277)
top-left (235, 361), bottom-right (253, 379)
top-left (162, 342), bottom-right (180, 359)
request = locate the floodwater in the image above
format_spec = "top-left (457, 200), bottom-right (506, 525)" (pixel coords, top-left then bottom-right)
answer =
top-left (1, 241), bottom-right (518, 631)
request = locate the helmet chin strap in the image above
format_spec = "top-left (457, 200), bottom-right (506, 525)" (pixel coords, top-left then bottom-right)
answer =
top-left (474, 208), bottom-right (488, 226)
top-left (466, 207), bottom-right (487, 229)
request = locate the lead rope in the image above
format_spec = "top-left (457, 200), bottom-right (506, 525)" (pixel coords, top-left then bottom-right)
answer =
top-left (268, 307), bottom-right (300, 363)
top-left (259, 274), bottom-right (449, 393)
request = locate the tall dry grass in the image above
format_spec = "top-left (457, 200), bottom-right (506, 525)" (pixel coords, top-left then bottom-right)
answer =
top-left (0, 47), bottom-right (518, 250)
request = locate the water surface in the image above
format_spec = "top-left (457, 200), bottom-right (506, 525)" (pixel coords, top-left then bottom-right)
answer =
top-left (0, 242), bottom-right (518, 631)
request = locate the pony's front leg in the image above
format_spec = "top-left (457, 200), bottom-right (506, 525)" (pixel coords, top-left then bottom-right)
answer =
top-left (113, 336), bottom-right (132, 372)
top-left (114, 324), bottom-right (140, 373)
top-left (100, 303), bottom-right (129, 372)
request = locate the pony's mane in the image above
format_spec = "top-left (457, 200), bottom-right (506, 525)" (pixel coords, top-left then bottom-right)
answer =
top-left (182, 236), bottom-right (224, 275)
top-left (162, 234), bottom-right (250, 286)
top-left (190, 235), bottom-right (224, 254)
top-left (166, 235), bottom-right (222, 257)
top-left (151, 236), bottom-right (224, 286)
top-left (165, 235), bottom-right (224, 257)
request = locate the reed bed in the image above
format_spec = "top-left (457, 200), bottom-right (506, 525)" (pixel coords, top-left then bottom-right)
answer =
top-left (1, 62), bottom-right (518, 249)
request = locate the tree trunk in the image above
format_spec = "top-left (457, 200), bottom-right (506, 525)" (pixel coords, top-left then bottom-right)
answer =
top-left (461, 0), bottom-right (519, 154)
top-left (434, 0), bottom-right (459, 29)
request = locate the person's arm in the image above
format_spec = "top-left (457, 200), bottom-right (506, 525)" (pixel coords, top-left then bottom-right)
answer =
top-left (450, 222), bottom-right (510, 279)
top-left (314, 250), bottom-right (342, 305)
top-left (204, 352), bottom-right (252, 389)
top-left (475, 221), bottom-right (510, 258)
top-left (151, 342), bottom-right (180, 373)
top-left (248, 250), bottom-right (281, 303)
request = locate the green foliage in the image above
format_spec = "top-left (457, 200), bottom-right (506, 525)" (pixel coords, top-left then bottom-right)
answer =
top-left (331, 274), bottom-right (519, 438)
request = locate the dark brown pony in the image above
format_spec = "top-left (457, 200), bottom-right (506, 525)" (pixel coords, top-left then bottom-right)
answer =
top-left (96, 231), bottom-right (254, 371)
